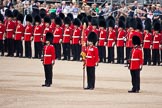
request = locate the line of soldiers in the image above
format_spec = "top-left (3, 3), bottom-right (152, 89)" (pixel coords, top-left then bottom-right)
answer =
top-left (0, 9), bottom-right (162, 66)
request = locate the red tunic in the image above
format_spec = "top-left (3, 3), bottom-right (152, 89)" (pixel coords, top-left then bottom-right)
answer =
top-left (143, 32), bottom-right (152, 49)
top-left (98, 29), bottom-right (106, 46)
top-left (134, 30), bottom-right (143, 43)
top-left (24, 24), bottom-right (33, 41)
top-left (42, 27), bottom-right (53, 43)
top-left (15, 23), bottom-right (24, 40)
top-left (6, 20), bottom-right (15, 39)
top-left (92, 28), bottom-right (99, 36)
top-left (50, 22), bottom-right (56, 32)
top-left (85, 46), bottom-right (99, 67)
top-left (129, 46), bottom-right (143, 70)
top-left (81, 27), bottom-right (90, 43)
top-left (117, 29), bottom-right (126, 47)
top-left (152, 33), bottom-right (161, 49)
top-left (33, 25), bottom-right (43, 42)
top-left (53, 27), bottom-right (63, 44)
top-left (43, 45), bottom-right (55, 65)
top-left (63, 27), bottom-right (72, 43)
top-left (72, 28), bottom-right (81, 44)
top-left (0, 23), bottom-right (5, 40)
top-left (126, 30), bottom-right (135, 48)
top-left (107, 29), bottom-right (116, 47)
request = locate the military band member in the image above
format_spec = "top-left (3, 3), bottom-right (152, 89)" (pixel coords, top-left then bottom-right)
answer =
top-left (98, 18), bottom-right (106, 63)
top-left (24, 14), bottom-right (33, 58)
top-left (33, 15), bottom-right (43, 59)
top-left (42, 32), bottom-right (55, 87)
top-left (143, 18), bottom-right (152, 65)
top-left (117, 17), bottom-right (126, 64)
top-left (128, 36), bottom-right (143, 93)
top-left (152, 20), bottom-right (161, 66)
top-left (14, 13), bottom-right (24, 57)
top-left (72, 18), bottom-right (81, 61)
top-left (0, 13), bottom-right (5, 56)
top-left (84, 32), bottom-right (99, 90)
top-left (62, 17), bottom-right (72, 60)
top-left (53, 17), bottom-right (63, 60)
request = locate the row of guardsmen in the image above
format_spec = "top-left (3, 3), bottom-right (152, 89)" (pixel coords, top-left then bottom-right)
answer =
top-left (0, 9), bottom-right (162, 66)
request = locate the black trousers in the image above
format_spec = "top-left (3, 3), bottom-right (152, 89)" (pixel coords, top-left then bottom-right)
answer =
top-left (98, 46), bottom-right (106, 62)
top-left (117, 46), bottom-right (124, 64)
top-left (72, 44), bottom-right (80, 61)
top-left (25, 41), bottom-right (32, 58)
top-left (44, 64), bottom-right (53, 85)
top-left (86, 66), bottom-right (95, 88)
top-left (53, 43), bottom-right (61, 60)
top-left (161, 50), bottom-right (162, 62)
top-left (4, 39), bottom-right (7, 52)
top-left (130, 69), bottom-right (140, 91)
top-left (15, 40), bottom-right (23, 57)
top-left (0, 40), bottom-right (4, 55)
top-left (62, 43), bottom-right (70, 60)
top-left (152, 49), bottom-right (160, 65)
top-left (143, 48), bottom-right (151, 65)
top-left (6, 38), bottom-right (14, 56)
top-left (126, 47), bottom-right (132, 62)
top-left (34, 42), bottom-right (42, 58)
top-left (108, 47), bottom-right (114, 63)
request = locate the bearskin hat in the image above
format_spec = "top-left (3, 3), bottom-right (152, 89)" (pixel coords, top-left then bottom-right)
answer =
top-left (13, 9), bottom-right (19, 18)
top-left (126, 17), bottom-right (131, 28)
top-left (73, 18), bottom-right (81, 27)
top-left (64, 17), bottom-right (71, 25)
top-left (34, 15), bottom-right (41, 24)
top-left (5, 9), bottom-right (13, 18)
top-left (98, 15), bottom-right (105, 21)
top-left (118, 20), bottom-right (125, 29)
top-left (119, 16), bottom-right (126, 22)
top-left (50, 12), bottom-right (56, 19)
top-left (153, 20), bottom-right (161, 32)
top-left (55, 17), bottom-right (62, 26)
top-left (59, 12), bottom-right (65, 20)
top-left (107, 19), bottom-right (115, 28)
top-left (144, 18), bottom-right (152, 32)
top-left (26, 14), bottom-right (33, 23)
top-left (87, 15), bottom-right (92, 22)
top-left (0, 13), bottom-right (4, 22)
top-left (39, 8), bottom-right (46, 19)
top-left (67, 13), bottom-right (74, 21)
top-left (132, 35), bottom-right (141, 46)
top-left (82, 17), bottom-right (88, 27)
top-left (88, 32), bottom-right (98, 45)
top-left (91, 17), bottom-right (98, 26)
top-left (129, 18), bottom-right (137, 29)
top-left (77, 14), bottom-right (83, 22)
top-left (80, 13), bottom-right (87, 18)
top-left (44, 16), bottom-right (51, 24)
top-left (107, 16), bottom-right (115, 23)
top-left (46, 32), bottom-right (53, 43)
top-left (99, 19), bottom-right (106, 28)
top-left (17, 13), bottom-right (24, 23)
top-left (136, 18), bottom-right (143, 31)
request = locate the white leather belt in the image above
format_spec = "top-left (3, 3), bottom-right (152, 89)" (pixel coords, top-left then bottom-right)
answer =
top-left (54, 35), bottom-right (60, 37)
top-left (108, 38), bottom-right (113, 40)
top-left (73, 36), bottom-right (80, 38)
top-left (44, 55), bottom-right (52, 57)
top-left (153, 41), bottom-right (159, 43)
top-left (117, 38), bottom-right (123, 40)
top-left (24, 33), bottom-right (31, 35)
top-left (131, 58), bottom-right (140, 61)
top-left (34, 33), bottom-right (41, 36)
top-left (144, 40), bottom-right (151, 42)
top-left (86, 56), bottom-right (92, 58)
top-left (99, 38), bottom-right (105, 40)
top-left (63, 35), bottom-right (70, 37)
top-left (15, 32), bottom-right (22, 34)
top-left (6, 29), bottom-right (13, 31)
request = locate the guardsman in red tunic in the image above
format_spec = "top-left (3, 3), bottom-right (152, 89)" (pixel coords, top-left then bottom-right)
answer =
top-left (117, 18), bottom-right (126, 64)
top-left (72, 18), bottom-right (81, 61)
top-left (24, 14), bottom-right (33, 58)
top-left (134, 18), bottom-right (143, 43)
top-left (53, 17), bottom-right (63, 60)
top-left (0, 14), bottom-right (5, 56)
top-left (152, 21), bottom-right (161, 66)
top-left (98, 18), bottom-right (106, 63)
top-left (40, 9), bottom-right (47, 32)
top-left (62, 17), bottom-right (72, 60)
top-left (42, 16), bottom-right (53, 44)
top-left (143, 18), bottom-right (152, 65)
top-left (42, 32), bottom-right (55, 87)
top-left (33, 15), bottom-right (43, 59)
top-left (126, 18), bottom-right (137, 63)
top-left (50, 13), bottom-right (56, 33)
top-left (84, 32), bottom-right (99, 90)
top-left (107, 17), bottom-right (116, 63)
top-left (87, 15), bottom-right (93, 32)
top-left (91, 18), bottom-right (99, 36)
top-left (128, 36), bottom-right (143, 93)
top-left (5, 10), bottom-right (15, 57)
top-left (67, 13), bottom-right (74, 30)
top-left (14, 13), bottom-right (24, 57)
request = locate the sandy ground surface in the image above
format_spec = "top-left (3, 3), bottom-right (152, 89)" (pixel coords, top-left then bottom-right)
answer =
top-left (0, 56), bottom-right (162, 108)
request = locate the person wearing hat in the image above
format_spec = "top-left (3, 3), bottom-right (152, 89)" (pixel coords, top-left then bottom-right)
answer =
top-left (87, 15), bottom-right (93, 32)
top-left (84, 32), bottom-right (99, 90)
top-left (42, 32), bottom-right (55, 87)
top-left (152, 20), bottom-right (161, 66)
top-left (42, 16), bottom-right (53, 44)
top-left (39, 9), bottom-right (47, 31)
top-left (116, 16), bottom-right (126, 64)
top-left (0, 13), bottom-right (5, 56)
top-left (143, 18), bottom-right (152, 65)
top-left (67, 13), bottom-right (74, 30)
top-left (91, 17), bottom-right (99, 36)
top-left (52, 17), bottom-right (63, 60)
top-left (98, 18), bottom-right (106, 63)
top-left (14, 13), bottom-right (24, 57)
top-left (5, 10), bottom-right (15, 57)
top-left (128, 35), bottom-right (143, 93)
top-left (72, 18), bottom-right (81, 61)
top-left (62, 17), bottom-right (72, 60)
top-left (24, 14), bottom-right (33, 58)
top-left (107, 16), bottom-right (116, 63)
top-left (33, 15), bottom-right (43, 59)
top-left (134, 18), bottom-right (143, 42)
top-left (49, 12), bottom-right (56, 32)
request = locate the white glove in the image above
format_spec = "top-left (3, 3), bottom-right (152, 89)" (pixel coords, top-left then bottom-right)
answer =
top-left (123, 37), bottom-right (126, 42)
top-left (140, 65), bottom-right (142, 70)
top-left (52, 61), bottom-right (55, 65)
top-left (59, 39), bottom-right (62, 43)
